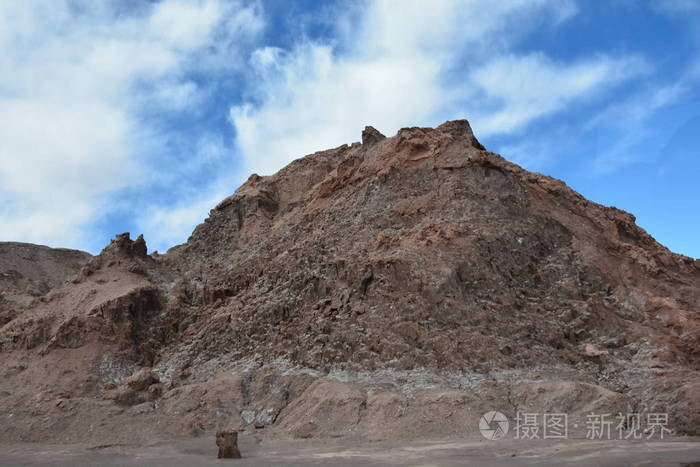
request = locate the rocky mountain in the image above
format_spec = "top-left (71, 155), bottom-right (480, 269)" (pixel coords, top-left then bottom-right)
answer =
top-left (0, 120), bottom-right (698, 444)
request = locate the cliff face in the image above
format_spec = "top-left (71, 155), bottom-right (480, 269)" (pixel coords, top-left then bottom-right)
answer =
top-left (1, 120), bottom-right (699, 443)
top-left (161, 119), bottom-right (699, 376)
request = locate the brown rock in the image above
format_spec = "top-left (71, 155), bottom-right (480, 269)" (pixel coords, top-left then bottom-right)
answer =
top-left (361, 126), bottom-right (386, 146)
top-left (1, 119), bottom-right (699, 442)
top-left (276, 380), bottom-right (366, 438)
top-left (124, 368), bottom-right (159, 391)
top-left (216, 430), bottom-right (241, 459)
top-left (101, 233), bottom-right (149, 259)
top-left (105, 368), bottom-right (161, 406)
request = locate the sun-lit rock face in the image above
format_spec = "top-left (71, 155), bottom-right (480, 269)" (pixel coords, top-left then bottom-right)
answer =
top-left (1, 120), bottom-right (699, 443)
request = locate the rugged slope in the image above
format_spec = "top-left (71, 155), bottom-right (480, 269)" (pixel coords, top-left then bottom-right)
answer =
top-left (164, 121), bottom-right (700, 372)
top-left (0, 120), bottom-right (699, 443)
top-left (0, 242), bottom-right (91, 326)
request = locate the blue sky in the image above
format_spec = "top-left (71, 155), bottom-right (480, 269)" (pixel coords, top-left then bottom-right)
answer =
top-left (1, 0), bottom-right (698, 258)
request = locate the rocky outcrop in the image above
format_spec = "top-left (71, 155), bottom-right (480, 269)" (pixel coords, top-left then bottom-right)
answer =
top-left (105, 367), bottom-right (162, 406)
top-left (361, 126), bottom-right (385, 146)
top-left (79, 233), bottom-right (152, 278)
top-left (0, 120), bottom-right (698, 442)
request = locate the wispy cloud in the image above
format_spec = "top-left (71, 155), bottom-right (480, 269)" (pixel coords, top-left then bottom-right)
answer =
top-left (137, 184), bottom-right (232, 253)
top-left (470, 53), bottom-right (648, 136)
top-left (586, 58), bottom-right (700, 173)
top-left (0, 0), bottom-right (262, 250)
top-left (230, 0), bottom-right (644, 177)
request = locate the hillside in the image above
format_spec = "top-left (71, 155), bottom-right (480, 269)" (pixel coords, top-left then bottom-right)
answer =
top-left (0, 120), bottom-right (698, 444)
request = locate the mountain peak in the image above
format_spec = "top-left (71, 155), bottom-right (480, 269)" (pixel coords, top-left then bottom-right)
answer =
top-left (361, 126), bottom-right (385, 146)
top-left (1, 119), bottom-right (699, 443)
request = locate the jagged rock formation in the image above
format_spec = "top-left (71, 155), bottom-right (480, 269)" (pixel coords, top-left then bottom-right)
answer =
top-left (0, 120), bottom-right (699, 444)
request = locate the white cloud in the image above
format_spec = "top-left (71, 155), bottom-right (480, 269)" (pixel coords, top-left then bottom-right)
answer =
top-left (132, 132), bottom-right (238, 253)
top-left (150, 0), bottom-right (222, 50)
top-left (230, 0), bottom-right (643, 177)
top-left (231, 42), bottom-right (445, 175)
top-left (584, 55), bottom-right (700, 174)
top-left (0, 0), bottom-right (263, 250)
top-left (497, 135), bottom-right (563, 172)
top-left (148, 80), bottom-right (201, 111)
top-left (590, 81), bottom-right (687, 130)
top-left (471, 53), bottom-right (648, 136)
top-left (137, 187), bottom-right (231, 253)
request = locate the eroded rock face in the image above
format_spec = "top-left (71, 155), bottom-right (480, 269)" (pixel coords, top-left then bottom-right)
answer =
top-left (0, 243), bottom-right (91, 325)
top-left (0, 120), bottom-right (698, 442)
top-left (361, 126), bottom-right (386, 146)
top-left (105, 367), bottom-right (162, 406)
top-left (158, 121), bottom-right (699, 377)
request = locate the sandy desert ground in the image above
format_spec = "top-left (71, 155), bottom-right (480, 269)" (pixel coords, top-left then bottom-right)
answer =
top-left (2, 435), bottom-right (700, 466)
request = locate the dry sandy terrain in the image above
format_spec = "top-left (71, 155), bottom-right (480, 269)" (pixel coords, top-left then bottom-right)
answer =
top-left (1, 435), bottom-right (700, 466)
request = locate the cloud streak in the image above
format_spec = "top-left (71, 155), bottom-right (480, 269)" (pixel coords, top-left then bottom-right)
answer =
top-left (0, 0), bottom-right (262, 250)
top-left (230, 0), bottom-right (642, 178)
top-left (471, 53), bottom-right (648, 136)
